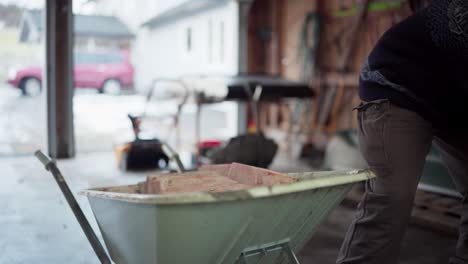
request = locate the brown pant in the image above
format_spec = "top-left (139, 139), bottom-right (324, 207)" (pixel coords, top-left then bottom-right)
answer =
top-left (336, 99), bottom-right (468, 264)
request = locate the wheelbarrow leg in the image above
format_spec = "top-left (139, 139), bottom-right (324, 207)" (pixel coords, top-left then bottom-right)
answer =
top-left (237, 253), bottom-right (248, 264)
top-left (282, 243), bottom-right (300, 264)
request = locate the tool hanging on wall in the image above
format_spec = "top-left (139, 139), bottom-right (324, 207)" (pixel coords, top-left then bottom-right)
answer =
top-left (409, 0), bottom-right (425, 12)
top-left (332, 0), bottom-right (402, 17)
top-left (367, 15), bottom-right (380, 45)
top-left (298, 11), bottom-right (321, 83)
top-left (327, 0), bottom-right (404, 60)
top-left (338, 0), bottom-right (372, 73)
top-left (209, 83), bottom-right (278, 169)
top-left (316, 0), bottom-right (372, 135)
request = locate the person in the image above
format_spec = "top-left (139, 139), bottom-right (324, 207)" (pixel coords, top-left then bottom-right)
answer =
top-left (336, 1), bottom-right (468, 263)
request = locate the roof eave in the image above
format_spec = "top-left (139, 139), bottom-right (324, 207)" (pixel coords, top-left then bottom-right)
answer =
top-left (141, 0), bottom-right (230, 29)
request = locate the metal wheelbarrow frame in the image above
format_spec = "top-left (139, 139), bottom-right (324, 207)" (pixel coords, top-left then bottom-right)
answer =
top-left (35, 150), bottom-right (374, 264)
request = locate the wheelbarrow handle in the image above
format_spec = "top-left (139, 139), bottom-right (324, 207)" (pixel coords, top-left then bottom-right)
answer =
top-left (34, 150), bottom-right (112, 264)
top-left (35, 150), bottom-right (54, 170)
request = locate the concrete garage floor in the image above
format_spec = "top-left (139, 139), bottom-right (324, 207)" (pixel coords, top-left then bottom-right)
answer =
top-left (302, 207), bottom-right (456, 264)
top-left (0, 84), bottom-right (241, 156)
top-left (0, 152), bottom-right (457, 264)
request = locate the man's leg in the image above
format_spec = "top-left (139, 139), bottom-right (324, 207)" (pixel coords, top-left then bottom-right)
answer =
top-left (434, 133), bottom-right (468, 264)
top-left (337, 101), bottom-right (433, 264)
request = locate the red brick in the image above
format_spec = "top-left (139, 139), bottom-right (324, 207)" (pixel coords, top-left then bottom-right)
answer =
top-left (226, 163), bottom-right (296, 186)
top-left (139, 163), bottom-right (296, 195)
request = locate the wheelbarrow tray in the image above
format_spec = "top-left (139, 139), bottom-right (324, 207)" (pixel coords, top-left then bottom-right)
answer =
top-left (81, 170), bottom-right (373, 264)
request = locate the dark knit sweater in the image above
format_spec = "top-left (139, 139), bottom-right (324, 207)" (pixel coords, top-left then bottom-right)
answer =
top-left (360, 0), bottom-right (468, 128)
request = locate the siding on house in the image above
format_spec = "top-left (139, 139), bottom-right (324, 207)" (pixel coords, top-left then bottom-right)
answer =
top-left (18, 9), bottom-right (135, 51)
top-left (135, 0), bottom-right (239, 90)
top-left (92, 0), bottom-right (161, 31)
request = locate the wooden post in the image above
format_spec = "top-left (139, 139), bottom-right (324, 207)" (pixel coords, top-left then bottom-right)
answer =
top-left (237, 0), bottom-right (254, 135)
top-left (45, 0), bottom-right (75, 158)
top-left (320, 0), bottom-right (372, 133)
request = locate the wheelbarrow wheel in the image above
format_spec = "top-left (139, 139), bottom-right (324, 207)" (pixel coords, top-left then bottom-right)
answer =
top-left (157, 156), bottom-right (169, 169)
top-left (120, 152), bottom-right (169, 171)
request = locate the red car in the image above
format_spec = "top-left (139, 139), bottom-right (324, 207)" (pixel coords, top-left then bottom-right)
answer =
top-left (7, 50), bottom-right (134, 96)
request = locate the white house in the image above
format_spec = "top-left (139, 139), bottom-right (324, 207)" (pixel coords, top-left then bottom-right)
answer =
top-left (90, 0), bottom-right (253, 141)
top-left (136, 0), bottom-right (240, 90)
top-left (90, 0), bottom-right (241, 90)
top-left (89, 0), bottom-right (163, 31)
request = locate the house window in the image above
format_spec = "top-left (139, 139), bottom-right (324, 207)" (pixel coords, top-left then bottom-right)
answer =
top-left (186, 27), bottom-right (192, 52)
top-left (208, 20), bottom-right (213, 62)
top-left (219, 21), bottom-right (224, 62)
top-left (207, 20), bottom-right (225, 63)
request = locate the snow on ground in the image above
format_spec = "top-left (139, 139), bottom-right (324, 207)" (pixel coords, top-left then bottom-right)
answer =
top-left (0, 84), bottom-right (238, 156)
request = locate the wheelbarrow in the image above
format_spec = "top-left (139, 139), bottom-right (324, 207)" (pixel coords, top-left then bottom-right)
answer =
top-left (35, 150), bottom-right (374, 264)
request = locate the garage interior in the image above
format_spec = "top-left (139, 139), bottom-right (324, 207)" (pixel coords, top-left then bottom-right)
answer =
top-left (0, 0), bottom-right (462, 263)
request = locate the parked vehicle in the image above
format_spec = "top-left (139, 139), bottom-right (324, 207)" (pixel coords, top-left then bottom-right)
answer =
top-left (7, 50), bottom-right (134, 96)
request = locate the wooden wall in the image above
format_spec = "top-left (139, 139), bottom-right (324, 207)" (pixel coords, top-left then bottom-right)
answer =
top-left (318, 0), bottom-right (412, 73)
top-left (247, 0), bottom-right (413, 139)
top-left (281, 0), bottom-right (317, 81)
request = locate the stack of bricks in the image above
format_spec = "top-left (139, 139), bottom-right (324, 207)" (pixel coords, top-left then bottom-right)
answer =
top-left (139, 163), bottom-right (296, 195)
top-left (199, 163), bottom-right (296, 186)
